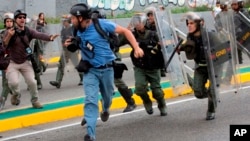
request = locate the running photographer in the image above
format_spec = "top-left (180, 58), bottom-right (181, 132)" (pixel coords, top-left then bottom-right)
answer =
top-left (2, 10), bottom-right (58, 109)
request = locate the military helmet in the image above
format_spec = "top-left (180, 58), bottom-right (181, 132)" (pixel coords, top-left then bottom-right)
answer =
top-left (130, 13), bottom-right (147, 28)
top-left (70, 3), bottom-right (91, 19)
top-left (182, 12), bottom-right (202, 26)
top-left (14, 9), bottom-right (27, 19)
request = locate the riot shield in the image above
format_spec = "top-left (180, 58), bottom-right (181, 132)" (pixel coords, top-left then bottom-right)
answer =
top-left (234, 11), bottom-right (250, 56)
top-left (27, 19), bottom-right (49, 74)
top-left (202, 11), bottom-right (240, 97)
top-left (154, 10), bottom-right (190, 95)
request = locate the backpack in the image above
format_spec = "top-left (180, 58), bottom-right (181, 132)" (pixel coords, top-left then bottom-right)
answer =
top-left (91, 13), bottom-right (120, 52)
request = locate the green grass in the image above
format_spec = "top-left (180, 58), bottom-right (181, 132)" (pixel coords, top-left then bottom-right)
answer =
top-left (171, 7), bottom-right (189, 14)
top-left (45, 17), bottom-right (61, 24)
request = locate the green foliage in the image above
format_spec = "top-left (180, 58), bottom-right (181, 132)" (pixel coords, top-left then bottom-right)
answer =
top-left (45, 17), bottom-right (61, 24)
top-left (192, 5), bottom-right (211, 12)
top-left (0, 22), bottom-right (4, 29)
top-left (107, 11), bottom-right (136, 19)
top-left (244, 1), bottom-right (250, 8)
top-left (171, 7), bottom-right (189, 14)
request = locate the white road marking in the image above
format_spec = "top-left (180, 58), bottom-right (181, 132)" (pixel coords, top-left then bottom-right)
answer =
top-left (1, 97), bottom-right (197, 141)
top-left (1, 85), bottom-right (250, 141)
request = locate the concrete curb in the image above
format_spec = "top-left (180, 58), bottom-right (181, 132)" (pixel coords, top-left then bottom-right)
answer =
top-left (1, 68), bottom-right (250, 132)
top-left (0, 81), bottom-right (193, 132)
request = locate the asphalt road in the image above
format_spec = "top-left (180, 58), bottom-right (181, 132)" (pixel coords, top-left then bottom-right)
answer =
top-left (1, 87), bottom-right (250, 141)
top-left (1, 55), bottom-right (250, 141)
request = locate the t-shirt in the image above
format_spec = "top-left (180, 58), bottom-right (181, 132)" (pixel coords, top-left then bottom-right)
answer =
top-left (213, 6), bottom-right (221, 17)
top-left (77, 19), bottom-right (116, 67)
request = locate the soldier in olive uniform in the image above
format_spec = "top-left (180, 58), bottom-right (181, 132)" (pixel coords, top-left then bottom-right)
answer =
top-left (179, 12), bottom-right (217, 120)
top-left (144, 6), bottom-right (166, 77)
top-left (49, 15), bottom-right (83, 88)
top-left (119, 13), bottom-right (167, 116)
top-left (0, 12), bottom-right (14, 110)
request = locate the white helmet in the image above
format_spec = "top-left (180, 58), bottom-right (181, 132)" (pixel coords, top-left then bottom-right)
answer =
top-left (130, 13), bottom-right (147, 28)
top-left (181, 12), bottom-right (201, 22)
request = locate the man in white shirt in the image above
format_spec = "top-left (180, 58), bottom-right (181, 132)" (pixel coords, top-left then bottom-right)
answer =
top-left (212, 1), bottom-right (222, 18)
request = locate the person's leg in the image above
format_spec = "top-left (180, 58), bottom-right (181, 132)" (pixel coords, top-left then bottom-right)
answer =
top-left (114, 78), bottom-right (136, 112)
top-left (193, 67), bottom-right (209, 99)
top-left (33, 41), bottom-right (43, 89)
top-left (21, 61), bottom-right (42, 108)
top-left (50, 55), bottom-right (65, 88)
top-left (69, 51), bottom-right (83, 85)
top-left (1, 70), bottom-right (11, 99)
top-left (0, 70), bottom-right (11, 110)
top-left (134, 67), bottom-right (153, 115)
top-left (206, 79), bottom-right (217, 120)
top-left (6, 62), bottom-right (22, 106)
top-left (146, 69), bottom-right (167, 116)
top-left (99, 67), bottom-right (114, 113)
top-left (83, 69), bottom-right (100, 140)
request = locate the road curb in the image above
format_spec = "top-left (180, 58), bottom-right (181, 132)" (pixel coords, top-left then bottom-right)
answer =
top-left (0, 81), bottom-right (192, 132)
top-left (1, 69), bottom-right (250, 132)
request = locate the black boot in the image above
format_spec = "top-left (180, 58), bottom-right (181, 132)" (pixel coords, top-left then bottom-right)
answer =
top-left (78, 73), bottom-right (83, 86)
top-left (238, 49), bottom-right (243, 64)
top-left (118, 87), bottom-right (136, 113)
top-left (50, 81), bottom-right (61, 88)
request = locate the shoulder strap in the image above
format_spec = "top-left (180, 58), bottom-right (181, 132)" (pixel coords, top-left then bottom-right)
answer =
top-left (92, 14), bottom-right (113, 43)
top-left (24, 26), bottom-right (32, 41)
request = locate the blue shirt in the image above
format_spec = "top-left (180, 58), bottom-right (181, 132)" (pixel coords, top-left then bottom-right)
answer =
top-left (77, 19), bottom-right (116, 67)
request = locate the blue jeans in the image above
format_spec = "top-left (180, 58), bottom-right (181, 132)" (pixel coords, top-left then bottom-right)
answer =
top-left (83, 67), bottom-right (114, 139)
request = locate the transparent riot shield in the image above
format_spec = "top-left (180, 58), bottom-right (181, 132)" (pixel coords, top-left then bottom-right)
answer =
top-left (154, 10), bottom-right (189, 95)
top-left (27, 19), bottom-right (48, 74)
top-left (202, 11), bottom-right (240, 97)
top-left (234, 11), bottom-right (250, 56)
top-left (41, 24), bottom-right (62, 67)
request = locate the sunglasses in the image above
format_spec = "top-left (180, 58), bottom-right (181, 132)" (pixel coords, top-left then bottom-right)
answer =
top-left (17, 16), bottom-right (26, 19)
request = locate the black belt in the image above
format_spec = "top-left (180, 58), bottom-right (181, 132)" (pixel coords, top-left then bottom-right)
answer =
top-left (94, 63), bottom-right (113, 69)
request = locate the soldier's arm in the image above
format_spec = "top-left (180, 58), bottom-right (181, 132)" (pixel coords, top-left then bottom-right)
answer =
top-left (115, 25), bottom-right (144, 58)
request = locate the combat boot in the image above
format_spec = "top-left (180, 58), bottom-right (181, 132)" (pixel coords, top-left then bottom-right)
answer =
top-left (157, 98), bottom-right (167, 116)
top-left (11, 94), bottom-right (21, 106)
top-left (118, 87), bottom-right (137, 113)
top-left (50, 81), bottom-right (61, 88)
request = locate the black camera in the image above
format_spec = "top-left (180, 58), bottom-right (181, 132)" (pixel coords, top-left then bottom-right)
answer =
top-left (67, 36), bottom-right (81, 52)
top-left (25, 47), bottom-right (41, 73)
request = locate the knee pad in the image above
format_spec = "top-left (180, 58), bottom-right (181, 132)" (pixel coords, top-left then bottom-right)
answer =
top-left (151, 88), bottom-right (164, 100)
